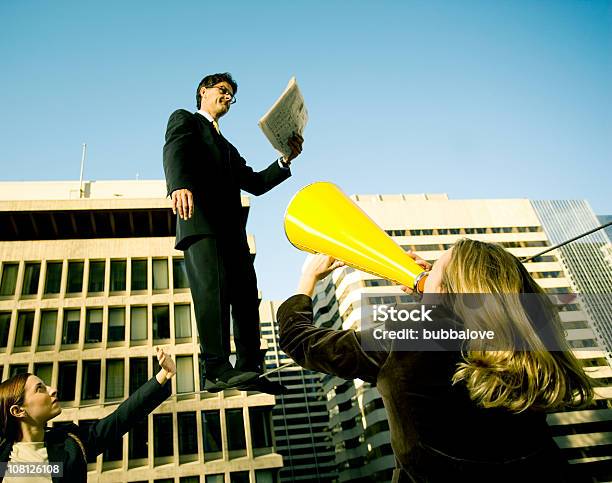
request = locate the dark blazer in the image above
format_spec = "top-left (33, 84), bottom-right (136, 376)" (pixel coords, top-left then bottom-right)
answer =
top-left (163, 109), bottom-right (291, 250)
top-left (0, 376), bottom-right (171, 483)
top-left (277, 295), bottom-right (570, 483)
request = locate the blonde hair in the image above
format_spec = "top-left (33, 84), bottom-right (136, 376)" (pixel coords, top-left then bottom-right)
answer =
top-left (442, 238), bottom-right (594, 413)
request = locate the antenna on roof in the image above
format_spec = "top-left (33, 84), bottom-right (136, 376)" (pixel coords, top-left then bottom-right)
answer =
top-left (79, 143), bottom-right (87, 198)
top-left (521, 221), bottom-right (612, 263)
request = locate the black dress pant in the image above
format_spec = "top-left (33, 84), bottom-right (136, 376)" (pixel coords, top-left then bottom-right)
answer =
top-left (183, 235), bottom-right (263, 373)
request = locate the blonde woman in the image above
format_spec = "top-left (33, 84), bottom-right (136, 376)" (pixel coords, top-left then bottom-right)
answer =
top-left (278, 239), bottom-right (593, 483)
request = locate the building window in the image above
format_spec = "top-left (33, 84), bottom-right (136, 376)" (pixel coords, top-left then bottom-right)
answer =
top-left (10, 365), bottom-right (28, 377)
top-left (129, 418), bottom-right (148, 459)
top-left (38, 311), bottom-right (57, 346)
top-left (180, 477), bottom-right (200, 483)
top-left (130, 306), bottom-right (147, 341)
top-left (152, 259), bottom-right (169, 290)
top-left (174, 305), bottom-right (192, 339)
top-left (153, 414), bottom-right (173, 457)
top-left (58, 362), bottom-right (77, 401)
top-left (62, 309), bottom-right (80, 345)
top-left (173, 258), bottom-right (189, 289)
top-left (66, 261), bottom-right (84, 294)
top-left (105, 359), bottom-right (124, 399)
top-left (108, 308), bottom-right (125, 342)
top-left (21, 262), bottom-right (41, 296)
top-left (85, 309), bottom-right (103, 343)
top-left (103, 435), bottom-right (124, 462)
top-left (226, 408), bottom-right (246, 451)
top-left (0, 312), bottom-right (11, 348)
top-left (152, 306), bottom-right (170, 339)
top-left (176, 356), bottom-right (194, 394)
top-left (202, 410), bottom-right (222, 456)
top-left (44, 262), bottom-right (62, 294)
top-left (206, 476), bottom-right (224, 483)
top-left (249, 407), bottom-right (273, 449)
top-left (110, 260), bottom-right (126, 292)
top-left (34, 363), bottom-right (53, 385)
top-left (0, 263), bottom-right (18, 296)
top-left (131, 259), bottom-right (148, 291)
top-left (81, 360), bottom-right (101, 400)
top-left (255, 470), bottom-right (278, 483)
top-left (178, 412), bottom-right (198, 455)
top-left (129, 358), bottom-right (148, 395)
top-left (230, 472), bottom-right (250, 483)
top-left (88, 260), bottom-right (105, 293)
top-left (15, 311), bottom-right (34, 347)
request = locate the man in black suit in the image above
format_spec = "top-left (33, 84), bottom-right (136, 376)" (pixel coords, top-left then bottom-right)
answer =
top-left (163, 72), bottom-right (303, 393)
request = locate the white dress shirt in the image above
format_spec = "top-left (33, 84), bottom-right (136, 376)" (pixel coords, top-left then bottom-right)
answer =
top-left (5, 441), bottom-right (53, 483)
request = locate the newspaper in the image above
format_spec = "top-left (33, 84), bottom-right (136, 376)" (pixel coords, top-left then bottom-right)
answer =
top-left (258, 77), bottom-right (308, 158)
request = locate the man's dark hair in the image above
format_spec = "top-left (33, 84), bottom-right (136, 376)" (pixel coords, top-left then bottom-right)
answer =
top-left (196, 72), bottom-right (238, 109)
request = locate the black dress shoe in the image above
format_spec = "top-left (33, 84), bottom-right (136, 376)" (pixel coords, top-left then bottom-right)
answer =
top-left (237, 376), bottom-right (289, 395)
top-left (235, 363), bottom-right (264, 375)
top-left (203, 378), bottom-right (229, 393)
top-left (207, 368), bottom-right (258, 389)
top-left (201, 360), bottom-right (233, 393)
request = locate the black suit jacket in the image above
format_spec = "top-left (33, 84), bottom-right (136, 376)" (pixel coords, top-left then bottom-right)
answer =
top-left (163, 109), bottom-right (291, 250)
top-left (0, 376), bottom-right (171, 483)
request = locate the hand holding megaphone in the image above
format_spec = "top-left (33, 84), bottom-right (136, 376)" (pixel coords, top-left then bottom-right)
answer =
top-left (284, 182), bottom-right (430, 295)
top-left (301, 254), bottom-right (346, 281)
top-left (297, 254), bottom-right (346, 297)
top-left (400, 251), bottom-right (432, 294)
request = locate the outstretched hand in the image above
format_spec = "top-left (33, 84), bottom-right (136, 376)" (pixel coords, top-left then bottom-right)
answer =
top-left (156, 346), bottom-right (176, 384)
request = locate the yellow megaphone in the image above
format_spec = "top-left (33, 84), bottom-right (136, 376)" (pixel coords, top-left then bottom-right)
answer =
top-left (284, 182), bottom-right (429, 294)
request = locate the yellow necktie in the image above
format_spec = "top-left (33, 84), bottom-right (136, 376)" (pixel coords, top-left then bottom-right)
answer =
top-left (212, 120), bottom-right (220, 134)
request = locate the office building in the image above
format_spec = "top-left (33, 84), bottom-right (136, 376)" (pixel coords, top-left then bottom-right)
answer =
top-left (533, 201), bottom-right (612, 358)
top-left (0, 180), bottom-right (282, 483)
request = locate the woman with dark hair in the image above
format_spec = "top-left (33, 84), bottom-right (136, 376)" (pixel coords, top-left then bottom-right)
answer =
top-left (0, 347), bottom-right (175, 482)
top-left (278, 239), bottom-right (594, 482)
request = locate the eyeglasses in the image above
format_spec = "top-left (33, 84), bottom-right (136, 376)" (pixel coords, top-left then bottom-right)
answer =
top-left (207, 85), bottom-right (237, 104)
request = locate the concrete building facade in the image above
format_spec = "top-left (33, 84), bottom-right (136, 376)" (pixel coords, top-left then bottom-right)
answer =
top-left (0, 180), bottom-right (282, 483)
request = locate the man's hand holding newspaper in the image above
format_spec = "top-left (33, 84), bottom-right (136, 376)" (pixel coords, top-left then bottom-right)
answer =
top-left (259, 77), bottom-right (308, 164)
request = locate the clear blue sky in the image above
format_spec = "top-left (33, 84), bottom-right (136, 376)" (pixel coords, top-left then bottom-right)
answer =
top-left (1, 1), bottom-right (610, 300)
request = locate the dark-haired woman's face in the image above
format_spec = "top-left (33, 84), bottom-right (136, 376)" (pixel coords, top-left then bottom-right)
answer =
top-left (12, 376), bottom-right (61, 425)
